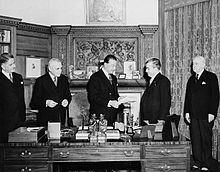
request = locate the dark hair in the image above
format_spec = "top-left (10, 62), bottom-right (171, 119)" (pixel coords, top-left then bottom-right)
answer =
top-left (146, 57), bottom-right (161, 70)
top-left (0, 53), bottom-right (14, 64)
top-left (143, 66), bottom-right (150, 81)
top-left (104, 55), bottom-right (117, 63)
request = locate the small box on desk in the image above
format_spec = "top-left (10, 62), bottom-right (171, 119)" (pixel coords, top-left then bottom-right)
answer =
top-left (8, 127), bottom-right (46, 143)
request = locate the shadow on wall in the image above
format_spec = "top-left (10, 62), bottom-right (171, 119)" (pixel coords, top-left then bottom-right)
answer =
top-left (69, 92), bottom-right (90, 126)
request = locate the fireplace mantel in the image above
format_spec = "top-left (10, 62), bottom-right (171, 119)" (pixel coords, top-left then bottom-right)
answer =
top-left (70, 79), bottom-right (146, 88)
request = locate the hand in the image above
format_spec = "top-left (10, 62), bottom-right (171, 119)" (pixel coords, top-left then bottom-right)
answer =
top-left (61, 99), bottom-right (68, 107)
top-left (208, 114), bottom-right (215, 123)
top-left (185, 113), bottom-right (190, 124)
top-left (46, 100), bottom-right (58, 108)
top-left (108, 100), bottom-right (119, 108)
top-left (118, 96), bottom-right (126, 104)
top-left (157, 120), bottom-right (165, 124)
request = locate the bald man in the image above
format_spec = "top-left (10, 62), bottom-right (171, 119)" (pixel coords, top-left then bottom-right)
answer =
top-left (30, 58), bottom-right (71, 127)
top-left (184, 56), bottom-right (219, 171)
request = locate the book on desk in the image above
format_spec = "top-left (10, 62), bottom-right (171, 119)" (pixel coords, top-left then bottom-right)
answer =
top-left (75, 129), bottom-right (120, 140)
top-left (8, 127), bottom-right (46, 143)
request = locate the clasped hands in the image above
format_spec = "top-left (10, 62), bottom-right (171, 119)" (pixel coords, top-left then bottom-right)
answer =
top-left (46, 99), bottom-right (68, 108)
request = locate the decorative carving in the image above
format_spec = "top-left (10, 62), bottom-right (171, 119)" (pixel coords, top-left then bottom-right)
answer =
top-left (74, 38), bottom-right (137, 73)
top-left (0, 15), bottom-right (22, 26)
top-left (18, 22), bottom-right (51, 34)
top-left (139, 25), bottom-right (158, 35)
top-left (144, 35), bottom-right (154, 61)
top-left (51, 25), bottom-right (158, 77)
top-left (51, 26), bottom-right (71, 36)
top-left (52, 36), bottom-right (67, 73)
top-left (71, 26), bottom-right (141, 37)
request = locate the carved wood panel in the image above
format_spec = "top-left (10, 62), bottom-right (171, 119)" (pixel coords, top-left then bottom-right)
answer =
top-left (74, 38), bottom-right (138, 74)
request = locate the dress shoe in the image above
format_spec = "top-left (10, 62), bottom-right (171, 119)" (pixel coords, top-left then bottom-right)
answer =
top-left (191, 165), bottom-right (199, 171)
top-left (200, 167), bottom-right (209, 171)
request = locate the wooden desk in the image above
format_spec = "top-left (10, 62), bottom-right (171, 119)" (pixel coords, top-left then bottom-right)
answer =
top-left (1, 141), bottom-right (190, 172)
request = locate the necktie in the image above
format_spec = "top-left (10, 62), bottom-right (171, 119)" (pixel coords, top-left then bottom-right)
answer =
top-left (54, 77), bottom-right (57, 86)
top-left (195, 74), bottom-right (199, 83)
top-left (108, 74), bottom-right (112, 85)
top-left (9, 73), bottom-right (13, 82)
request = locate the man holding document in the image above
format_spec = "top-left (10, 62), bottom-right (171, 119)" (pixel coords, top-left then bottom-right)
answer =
top-left (87, 55), bottom-right (131, 126)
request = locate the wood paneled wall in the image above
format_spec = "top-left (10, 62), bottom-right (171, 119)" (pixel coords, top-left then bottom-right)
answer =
top-left (51, 25), bottom-right (159, 76)
top-left (16, 22), bottom-right (51, 78)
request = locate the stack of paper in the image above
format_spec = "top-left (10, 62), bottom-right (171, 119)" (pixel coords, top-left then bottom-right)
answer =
top-left (75, 130), bottom-right (89, 140)
top-left (106, 130), bottom-right (120, 139)
top-left (154, 123), bottom-right (163, 141)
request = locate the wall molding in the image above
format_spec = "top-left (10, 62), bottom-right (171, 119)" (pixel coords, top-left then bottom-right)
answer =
top-left (51, 25), bottom-right (71, 36)
top-left (18, 22), bottom-right (51, 34)
top-left (0, 15), bottom-right (22, 26)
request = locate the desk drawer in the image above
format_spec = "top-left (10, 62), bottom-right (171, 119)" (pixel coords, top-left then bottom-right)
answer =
top-left (4, 147), bottom-right (48, 161)
top-left (142, 145), bottom-right (188, 159)
top-left (53, 146), bottom-right (140, 162)
top-left (142, 158), bottom-right (187, 172)
top-left (4, 164), bottom-right (49, 172)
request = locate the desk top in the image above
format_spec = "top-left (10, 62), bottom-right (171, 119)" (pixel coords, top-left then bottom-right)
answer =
top-left (1, 141), bottom-right (190, 147)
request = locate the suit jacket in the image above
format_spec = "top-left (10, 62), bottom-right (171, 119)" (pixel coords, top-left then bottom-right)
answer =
top-left (0, 72), bottom-right (26, 142)
top-left (184, 70), bottom-right (219, 120)
top-left (30, 73), bottom-right (71, 126)
top-left (140, 73), bottom-right (171, 125)
top-left (86, 69), bottom-right (119, 126)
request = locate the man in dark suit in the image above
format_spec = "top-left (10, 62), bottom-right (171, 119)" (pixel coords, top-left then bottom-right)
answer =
top-left (30, 58), bottom-right (71, 127)
top-left (140, 57), bottom-right (171, 125)
top-left (184, 56), bottom-right (219, 172)
top-left (87, 55), bottom-right (121, 126)
top-left (0, 53), bottom-right (26, 143)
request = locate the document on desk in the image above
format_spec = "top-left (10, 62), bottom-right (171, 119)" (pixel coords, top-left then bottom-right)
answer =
top-left (48, 122), bottom-right (60, 139)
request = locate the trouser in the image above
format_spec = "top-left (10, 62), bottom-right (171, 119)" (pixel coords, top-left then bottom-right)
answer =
top-left (190, 118), bottom-right (213, 168)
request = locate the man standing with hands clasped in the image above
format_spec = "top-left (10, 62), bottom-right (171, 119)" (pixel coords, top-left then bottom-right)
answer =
top-left (30, 58), bottom-right (71, 127)
top-left (184, 56), bottom-right (219, 172)
top-left (140, 57), bottom-right (171, 125)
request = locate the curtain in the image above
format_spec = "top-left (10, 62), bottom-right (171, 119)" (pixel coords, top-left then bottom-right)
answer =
top-left (163, 0), bottom-right (220, 142)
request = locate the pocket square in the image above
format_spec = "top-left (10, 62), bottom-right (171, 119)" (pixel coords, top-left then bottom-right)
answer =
top-left (202, 81), bottom-right (206, 85)
top-left (21, 81), bottom-right (24, 85)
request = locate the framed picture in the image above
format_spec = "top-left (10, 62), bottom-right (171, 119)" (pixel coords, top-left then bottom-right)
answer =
top-left (132, 71), bottom-right (140, 79)
top-left (118, 73), bottom-right (126, 79)
top-left (86, 0), bottom-right (126, 25)
top-left (25, 57), bottom-right (41, 78)
top-left (123, 61), bottom-right (136, 79)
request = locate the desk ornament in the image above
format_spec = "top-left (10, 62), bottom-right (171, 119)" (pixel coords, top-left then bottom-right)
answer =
top-left (88, 113), bottom-right (108, 143)
top-left (97, 114), bottom-right (108, 143)
top-left (88, 113), bottom-right (98, 143)
top-left (120, 103), bottom-right (133, 142)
